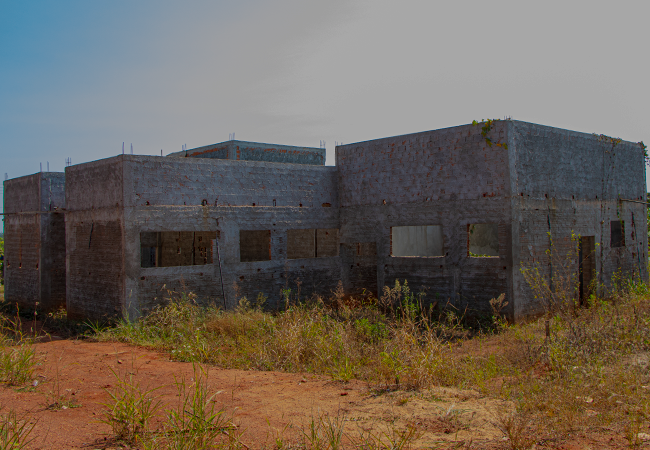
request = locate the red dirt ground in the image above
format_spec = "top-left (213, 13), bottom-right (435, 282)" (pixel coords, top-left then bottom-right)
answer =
top-left (0, 333), bottom-right (637, 449)
top-left (2, 338), bottom-right (511, 449)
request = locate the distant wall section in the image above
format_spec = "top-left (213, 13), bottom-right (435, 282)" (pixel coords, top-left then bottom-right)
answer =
top-left (167, 140), bottom-right (326, 166)
top-left (3, 172), bottom-right (66, 312)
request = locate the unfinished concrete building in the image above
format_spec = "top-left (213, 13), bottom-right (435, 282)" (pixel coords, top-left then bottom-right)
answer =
top-left (3, 121), bottom-right (647, 322)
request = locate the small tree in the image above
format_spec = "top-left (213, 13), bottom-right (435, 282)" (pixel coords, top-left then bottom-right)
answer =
top-left (520, 231), bottom-right (581, 317)
top-left (647, 192), bottom-right (650, 253)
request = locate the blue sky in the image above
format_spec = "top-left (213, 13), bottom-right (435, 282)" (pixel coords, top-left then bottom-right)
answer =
top-left (1, 0), bottom-right (649, 219)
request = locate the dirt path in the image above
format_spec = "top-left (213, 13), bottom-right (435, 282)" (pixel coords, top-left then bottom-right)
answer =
top-left (0, 339), bottom-right (514, 449)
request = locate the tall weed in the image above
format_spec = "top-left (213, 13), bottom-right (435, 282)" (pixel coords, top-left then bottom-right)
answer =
top-left (143, 364), bottom-right (239, 450)
top-left (0, 314), bottom-right (37, 386)
top-left (101, 360), bottom-right (162, 443)
top-left (0, 343), bottom-right (36, 386)
top-left (0, 409), bottom-right (35, 450)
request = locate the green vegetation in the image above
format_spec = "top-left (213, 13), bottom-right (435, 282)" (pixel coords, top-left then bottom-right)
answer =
top-left (472, 118), bottom-right (509, 149)
top-left (0, 409), bottom-right (35, 450)
top-left (93, 266), bottom-right (650, 445)
top-left (96, 281), bottom-right (485, 390)
top-left (0, 314), bottom-right (38, 449)
top-left (101, 363), bottom-right (163, 443)
top-left (140, 364), bottom-right (243, 450)
top-left (0, 235), bottom-right (4, 286)
top-left (0, 315), bottom-right (37, 387)
top-left (0, 343), bottom-right (35, 386)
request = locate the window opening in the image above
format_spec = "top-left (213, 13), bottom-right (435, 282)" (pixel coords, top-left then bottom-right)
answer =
top-left (391, 225), bottom-right (443, 257)
top-left (316, 229), bottom-right (339, 257)
top-left (468, 224), bottom-right (499, 257)
top-left (287, 229), bottom-right (339, 259)
top-left (611, 221), bottom-right (625, 248)
top-left (140, 231), bottom-right (217, 268)
top-left (240, 230), bottom-right (271, 262)
top-left (579, 236), bottom-right (596, 304)
top-left (287, 229), bottom-right (315, 259)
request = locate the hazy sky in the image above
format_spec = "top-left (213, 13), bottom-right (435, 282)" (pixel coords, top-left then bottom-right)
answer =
top-left (1, 0), bottom-right (649, 217)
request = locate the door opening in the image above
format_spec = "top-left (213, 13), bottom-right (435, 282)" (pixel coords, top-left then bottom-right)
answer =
top-left (579, 236), bottom-right (595, 304)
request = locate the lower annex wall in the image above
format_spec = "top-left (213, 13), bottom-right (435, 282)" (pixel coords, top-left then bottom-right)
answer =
top-left (121, 156), bottom-right (340, 316)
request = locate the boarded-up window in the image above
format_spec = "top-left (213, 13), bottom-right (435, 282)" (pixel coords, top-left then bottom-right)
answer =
top-left (240, 230), bottom-right (271, 262)
top-left (356, 242), bottom-right (377, 256)
top-left (141, 231), bottom-right (217, 267)
top-left (287, 228), bottom-right (339, 259)
top-left (316, 229), bottom-right (339, 257)
top-left (391, 225), bottom-right (443, 257)
top-left (287, 229), bottom-right (315, 259)
top-left (611, 221), bottom-right (625, 248)
top-left (468, 224), bottom-right (499, 257)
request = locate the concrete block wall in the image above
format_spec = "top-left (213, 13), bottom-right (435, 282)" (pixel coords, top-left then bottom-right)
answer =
top-left (125, 156), bottom-right (335, 208)
top-left (3, 172), bottom-right (66, 312)
top-left (337, 121), bottom-right (513, 316)
top-left (65, 158), bottom-right (125, 320)
top-left (123, 156), bottom-right (340, 316)
top-left (127, 205), bottom-right (341, 314)
top-left (509, 121), bottom-right (648, 321)
top-left (167, 140), bottom-right (326, 166)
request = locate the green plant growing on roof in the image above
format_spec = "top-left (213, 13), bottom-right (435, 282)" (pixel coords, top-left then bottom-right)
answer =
top-left (472, 119), bottom-right (509, 150)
